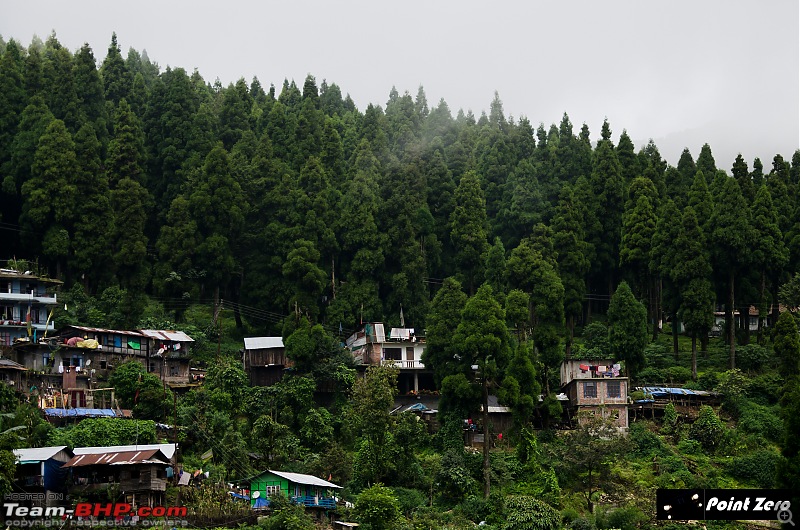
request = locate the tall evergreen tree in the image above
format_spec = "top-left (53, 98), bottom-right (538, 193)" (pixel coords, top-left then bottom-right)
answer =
top-left (750, 185), bottom-right (788, 341)
top-left (709, 177), bottom-right (753, 369)
top-left (672, 207), bottom-right (714, 380)
top-left (71, 123), bottom-right (114, 291)
top-left (552, 185), bottom-right (590, 357)
top-left (450, 171), bottom-right (489, 294)
top-left (101, 33), bottom-right (132, 106)
top-left (20, 119), bottom-right (78, 275)
top-left (607, 281), bottom-right (647, 380)
top-left (587, 122), bottom-right (624, 297)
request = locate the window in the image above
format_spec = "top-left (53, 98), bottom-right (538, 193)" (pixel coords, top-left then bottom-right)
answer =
top-left (265, 485), bottom-right (281, 496)
top-left (383, 347), bottom-right (402, 361)
top-left (607, 381), bottom-right (621, 398)
top-left (100, 360), bottom-right (107, 369)
top-left (583, 381), bottom-right (597, 398)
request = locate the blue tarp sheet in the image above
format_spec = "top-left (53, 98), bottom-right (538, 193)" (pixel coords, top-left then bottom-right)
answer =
top-left (44, 408), bottom-right (118, 418)
top-left (641, 387), bottom-right (697, 398)
top-left (253, 497), bottom-right (270, 508)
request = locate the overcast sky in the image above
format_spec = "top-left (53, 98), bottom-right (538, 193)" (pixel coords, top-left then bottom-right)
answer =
top-left (3, 0), bottom-right (798, 169)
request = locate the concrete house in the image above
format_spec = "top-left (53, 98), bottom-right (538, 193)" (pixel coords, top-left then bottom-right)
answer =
top-left (345, 323), bottom-right (434, 395)
top-left (0, 267), bottom-right (60, 347)
top-left (560, 359), bottom-right (629, 430)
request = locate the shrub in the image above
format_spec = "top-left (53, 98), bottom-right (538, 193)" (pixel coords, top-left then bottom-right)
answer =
top-left (455, 495), bottom-right (489, 523)
top-left (736, 344), bottom-right (771, 372)
top-left (737, 401), bottom-right (784, 442)
top-left (664, 366), bottom-right (692, 385)
top-left (596, 506), bottom-right (648, 530)
top-left (726, 448), bottom-right (779, 488)
top-left (355, 484), bottom-right (400, 530)
top-left (637, 367), bottom-right (666, 385)
top-left (689, 406), bottom-right (725, 452)
top-left (391, 487), bottom-right (427, 518)
top-left (629, 421), bottom-right (666, 457)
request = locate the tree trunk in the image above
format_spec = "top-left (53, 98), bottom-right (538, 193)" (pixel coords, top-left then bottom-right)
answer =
top-left (728, 270), bottom-right (736, 370)
top-left (691, 334), bottom-right (697, 381)
top-left (566, 314), bottom-right (574, 359)
top-left (672, 311), bottom-right (679, 360)
top-left (757, 271), bottom-right (765, 345)
top-left (482, 375), bottom-right (490, 499)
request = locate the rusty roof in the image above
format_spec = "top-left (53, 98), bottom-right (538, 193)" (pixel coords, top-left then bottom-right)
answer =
top-left (61, 449), bottom-right (169, 468)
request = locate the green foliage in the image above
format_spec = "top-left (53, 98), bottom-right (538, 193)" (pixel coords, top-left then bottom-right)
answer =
top-left (0, 450), bottom-right (16, 497)
top-left (595, 506), bottom-right (648, 530)
top-left (48, 418), bottom-right (156, 447)
top-left (108, 360), bottom-right (173, 420)
top-left (726, 448), bottom-right (779, 488)
top-left (502, 495), bottom-right (561, 530)
top-left (580, 322), bottom-right (610, 359)
top-left (260, 491), bottom-right (316, 530)
top-left (628, 421), bottom-right (667, 456)
top-left (662, 403), bottom-right (678, 434)
top-left (355, 483), bottom-right (401, 530)
top-left (688, 405), bottom-right (725, 452)
top-left (607, 281), bottom-right (648, 379)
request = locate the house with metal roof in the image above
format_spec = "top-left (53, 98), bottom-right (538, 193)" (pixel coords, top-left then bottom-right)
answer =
top-left (242, 337), bottom-right (289, 386)
top-left (0, 357), bottom-right (27, 392)
top-left (139, 329), bottom-right (194, 386)
top-left (241, 470), bottom-right (341, 510)
top-left (12, 446), bottom-right (73, 506)
top-left (62, 448), bottom-right (171, 508)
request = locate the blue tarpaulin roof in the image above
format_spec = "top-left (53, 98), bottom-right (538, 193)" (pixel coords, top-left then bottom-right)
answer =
top-left (642, 386), bottom-right (699, 397)
top-left (44, 408), bottom-right (119, 418)
top-left (253, 497), bottom-right (270, 508)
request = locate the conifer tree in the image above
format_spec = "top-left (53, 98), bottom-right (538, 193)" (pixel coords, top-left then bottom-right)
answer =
top-left (750, 185), bottom-right (788, 340)
top-left (21, 119), bottom-right (78, 275)
top-left (672, 206), bottom-right (714, 379)
top-left (709, 177), bottom-right (753, 369)
top-left (450, 171), bottom-right (489, 294)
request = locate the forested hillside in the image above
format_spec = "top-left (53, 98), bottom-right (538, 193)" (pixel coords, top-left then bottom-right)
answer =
top-left (1, 31), bottom-right (800, 529)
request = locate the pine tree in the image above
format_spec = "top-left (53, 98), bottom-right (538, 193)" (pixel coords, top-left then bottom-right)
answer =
top-left (673, 206), bottom-right (714, 380)
top-left (552, 185), bottom-right (590, 357)
top-left (20, 119), bottom-right (79, 274)
top-left (450, 171), bottom-right (489, 294)
top-left (750, 185), bottom-right (788, 341)
top-left (101, 33), bottom-right (132, 105)
top-left (709, 177), bottom-right (753, 369)
top-left (607, 281), bottom-right (648, 380)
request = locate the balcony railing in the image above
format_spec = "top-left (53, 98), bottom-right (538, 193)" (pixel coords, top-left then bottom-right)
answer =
top-left (384, 359), bottom-right (426, 369)
top-left (291, 496), bottom-right (336, 509)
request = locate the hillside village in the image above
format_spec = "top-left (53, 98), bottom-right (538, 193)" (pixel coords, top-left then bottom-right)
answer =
top-left (0, 29), bottom-right (798, 529)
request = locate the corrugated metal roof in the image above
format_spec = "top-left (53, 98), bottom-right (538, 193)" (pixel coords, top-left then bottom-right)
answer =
top-left (62, 449), bottom-right (168, 467)
top-left (244, 337), bottom-right (284, 350)
top-left (67, 325), bottom-right (144, 338)
top-left (139, 329), bottom-right (194, 342)
top-left (75, 443), bottom-right (177, 460)
top-left (0, 358), bottom-right (27, 370)
top-left (14, 446), bottom-right (71, 463)
top-left (266, 470), bottom-right (341, 489)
